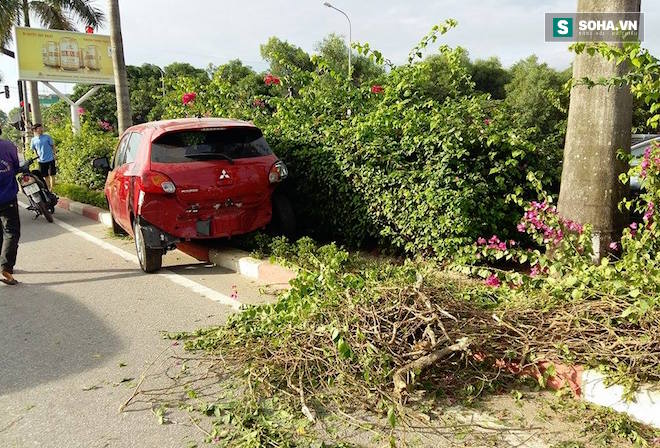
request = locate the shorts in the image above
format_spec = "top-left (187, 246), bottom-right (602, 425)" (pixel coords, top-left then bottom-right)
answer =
top-left (39, 160), bottom-right (57, 177)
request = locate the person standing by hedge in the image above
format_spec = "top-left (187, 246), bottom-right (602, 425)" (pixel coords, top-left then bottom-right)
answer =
top-left (0, 128), bottom-right (21, 285)
top-left (30, 123), bottom-right (57, 190)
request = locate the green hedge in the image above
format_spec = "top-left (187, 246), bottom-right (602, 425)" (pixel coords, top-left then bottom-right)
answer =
top-left (53, 183), bottom-right (107, 209)
top-left (162, 23), bottom-right (561, 257)
top-left (47, 122), bottom-right (117, 191)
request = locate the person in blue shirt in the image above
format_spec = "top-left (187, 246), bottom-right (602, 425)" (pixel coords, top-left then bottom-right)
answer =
top-left (30, 123), bottom-right (57, 191)
top-left (0, 128), bottom-right (20, 285)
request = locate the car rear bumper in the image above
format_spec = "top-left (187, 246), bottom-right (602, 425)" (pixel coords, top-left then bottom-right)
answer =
top-left (140, 196), bottom-right (272, 240)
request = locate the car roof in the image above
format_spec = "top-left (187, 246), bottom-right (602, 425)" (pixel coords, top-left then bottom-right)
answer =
top-left (632, 133), bottom-right (660, 147)
top-left (125, 118), bottom-right (256, 136)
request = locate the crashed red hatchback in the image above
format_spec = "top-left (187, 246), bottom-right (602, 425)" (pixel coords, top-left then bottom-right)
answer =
top-left (93, 118), bottom-right (294, 273)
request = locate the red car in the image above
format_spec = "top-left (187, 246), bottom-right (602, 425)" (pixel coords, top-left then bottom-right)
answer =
top-left (93, 118), bottom-right (294, 272)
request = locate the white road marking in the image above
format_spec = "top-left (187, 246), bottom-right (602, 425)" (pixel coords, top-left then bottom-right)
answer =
top-left (18, 201), bottom-right (242, 310)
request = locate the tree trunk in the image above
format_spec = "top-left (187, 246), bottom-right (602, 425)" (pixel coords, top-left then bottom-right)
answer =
top-left (22, 0), bottom-right (42, 125)
top-left (109, 0), bottom-right (131, 133)
top-left (557, 0), bottom-right (640, 261)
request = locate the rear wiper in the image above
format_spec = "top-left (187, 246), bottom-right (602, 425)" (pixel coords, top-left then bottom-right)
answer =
top-left (184, 153), bottom-right (234, 164)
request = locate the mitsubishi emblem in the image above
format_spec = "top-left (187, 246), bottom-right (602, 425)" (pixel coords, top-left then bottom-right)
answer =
top-left (219, 169), bottom-right (231, 180)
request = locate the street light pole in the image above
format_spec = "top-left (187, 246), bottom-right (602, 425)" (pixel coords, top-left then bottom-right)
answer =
top-left (323, 2), bottom-right (352, 80)
top-left (155, 65), bottom-right (166, 97)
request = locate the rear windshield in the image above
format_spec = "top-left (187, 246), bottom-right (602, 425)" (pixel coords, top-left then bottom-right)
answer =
top-left (151, 127), bottom-right (273, 163)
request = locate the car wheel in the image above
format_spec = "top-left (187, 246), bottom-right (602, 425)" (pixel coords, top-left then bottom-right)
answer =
top-left (270, 193), bottom-right (296, 238)
top-left (134, 220), bottom-right (163, 273)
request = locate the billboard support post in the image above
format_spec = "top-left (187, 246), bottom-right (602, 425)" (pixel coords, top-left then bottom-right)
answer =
top-left (42, 81), bottom-right (101, 134)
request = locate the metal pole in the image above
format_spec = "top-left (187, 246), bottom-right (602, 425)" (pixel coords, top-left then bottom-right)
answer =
top-left (323, 3), bottom-right (352, 79)
top-left (156, 66), bottom-right (166, 97)
top-left (42, 82), bottom-right (101, 134)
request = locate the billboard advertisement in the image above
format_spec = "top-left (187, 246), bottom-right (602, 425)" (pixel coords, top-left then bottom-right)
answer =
top-left (15, 26), bottom-right (115, 84)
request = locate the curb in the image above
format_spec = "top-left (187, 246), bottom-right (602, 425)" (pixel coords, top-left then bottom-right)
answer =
top-left (529, 361), bottom-right (659, 428)
top-left (55, 198), bottom-right (297, 286)
top-left (57, 198), bottom-right (113, 228)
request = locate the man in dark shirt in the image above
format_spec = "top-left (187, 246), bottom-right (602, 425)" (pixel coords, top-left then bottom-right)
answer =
top-left (0, 128), bottom-right (20, 285)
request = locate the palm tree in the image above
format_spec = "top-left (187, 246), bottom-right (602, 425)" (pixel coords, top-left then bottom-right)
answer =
top-left (108, 0), bottom-right (130, 133)
top-left (558, 0), bottom-right (641, 260)
top-left (0, 0), bottom-right (105, 124)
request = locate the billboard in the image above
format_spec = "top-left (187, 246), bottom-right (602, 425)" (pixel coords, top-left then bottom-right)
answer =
top-left (15, 26), bottom-right (114, 84)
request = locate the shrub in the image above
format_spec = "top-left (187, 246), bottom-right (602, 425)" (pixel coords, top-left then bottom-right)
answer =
top-left (52, 183), bottom-right (107, 209)
top-left (161, 22), bottom-right (563, 258)
top-left (48, 121), bottom-right (117, 191)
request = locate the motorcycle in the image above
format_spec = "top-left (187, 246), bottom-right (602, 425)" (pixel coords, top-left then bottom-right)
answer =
top-left (17, 158), bottom-right (58, 223)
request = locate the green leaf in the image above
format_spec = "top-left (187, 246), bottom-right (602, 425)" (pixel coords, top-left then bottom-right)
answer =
top-left (387, 406), bottom-right (397, 429)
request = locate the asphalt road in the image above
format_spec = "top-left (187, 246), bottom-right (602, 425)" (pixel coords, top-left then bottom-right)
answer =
top-left (0, 201), bottom-right (272, 447)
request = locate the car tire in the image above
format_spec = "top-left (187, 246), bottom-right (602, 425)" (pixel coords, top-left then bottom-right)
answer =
top-left (270, 193), bottom-right (296, 238)
top-left (134, 220), bottom-right (163, 273)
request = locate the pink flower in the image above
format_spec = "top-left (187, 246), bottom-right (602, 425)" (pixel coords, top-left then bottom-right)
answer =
top-left (517, 223), bottom-right (526, 233)
top-left (530, 265), bottom-right (548, 277)
top-left (497, 242), bottom-right (507, 251)
top-left (371, 85), bottom-right (384, 94)
top-left (630, 222), bottom-right (638, 237)
top-left (182, 92), bottom-right (197, 105)
top-left (253, 98), bottom-right (265, 108)
top-left (609, 242), bottom-right (619, 251)
top-left (77, 107), bottom-right (85, 115)
top-left (485, 274), bottom-right (501, 287)
top-left (483, 118), bottom-right (491, 125)
top-left (477, 237), bottom-right (487, 245)
top-left (644, 201), bottom-right (655, 225)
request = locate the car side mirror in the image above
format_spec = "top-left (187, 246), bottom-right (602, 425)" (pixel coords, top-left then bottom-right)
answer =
top-left (92, 157), bottom-right (111, 172)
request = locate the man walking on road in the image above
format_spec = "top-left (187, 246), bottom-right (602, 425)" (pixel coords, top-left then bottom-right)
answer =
top-left (30, 123), bottom-right (57, 191)
top-left (0, 129), bottom-right (20, 285)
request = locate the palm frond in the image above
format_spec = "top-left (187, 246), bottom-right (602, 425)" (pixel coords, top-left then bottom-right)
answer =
top-left (54, 0), bottom-right (105, 28)
top-left (0, 0), bottom-right (21, 48)
top-left (29, 1), bottom-right (75, 30)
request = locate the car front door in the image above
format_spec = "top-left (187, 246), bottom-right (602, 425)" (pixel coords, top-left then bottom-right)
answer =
top-left (117, 132), bottom-right (143, 230)
top-left (108, 133), bottom-right (130, 229)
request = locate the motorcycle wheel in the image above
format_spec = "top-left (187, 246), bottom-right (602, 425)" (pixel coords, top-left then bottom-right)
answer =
top-left (38, 201), bottom-right (54, 223)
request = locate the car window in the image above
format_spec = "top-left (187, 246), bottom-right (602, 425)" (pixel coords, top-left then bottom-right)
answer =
top-left (114, 133), bottom-right (131, 168)
top-left (151, 127), bottom-right (273, 163)
top-left (125, 132), bottom-right (143, 164)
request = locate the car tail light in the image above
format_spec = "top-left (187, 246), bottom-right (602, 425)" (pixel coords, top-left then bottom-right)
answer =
top-left (140, 171), bottom-right (176, 194)
top-left (269, 161), bottom-right (288, 184)
top-left (20, 175), bottom-right (33, 186)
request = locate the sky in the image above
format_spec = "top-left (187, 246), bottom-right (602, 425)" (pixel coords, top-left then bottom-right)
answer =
top-left (1, 0), bottom-right (659, 114)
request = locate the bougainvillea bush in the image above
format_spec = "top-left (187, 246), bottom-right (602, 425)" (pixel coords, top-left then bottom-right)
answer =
top-left (162, 21), bottom-right (563, 258)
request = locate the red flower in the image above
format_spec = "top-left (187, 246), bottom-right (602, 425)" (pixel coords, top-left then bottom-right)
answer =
top-left (78, 107), bottom-right (86, 115)
top-left (370, 85), bottom-right (384, 94)
top-left (264, 74), bottom-right (281, 86)
top-left (182, 92), bottom-right (197, 105)
top-left (85, 26), bottom-right (94, 34)
top-left (484, 118), bottom-right (491, 125)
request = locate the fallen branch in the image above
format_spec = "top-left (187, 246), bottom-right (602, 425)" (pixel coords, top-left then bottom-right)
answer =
top-left (393, 337), bottom-right (470, 398)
